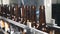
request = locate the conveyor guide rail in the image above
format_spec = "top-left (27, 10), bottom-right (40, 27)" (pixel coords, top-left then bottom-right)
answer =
top-left (0, 16), bottom-right (48, 34)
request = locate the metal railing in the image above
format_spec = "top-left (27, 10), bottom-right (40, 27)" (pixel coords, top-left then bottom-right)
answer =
top-left (0, 16), bottom-right (48, 34)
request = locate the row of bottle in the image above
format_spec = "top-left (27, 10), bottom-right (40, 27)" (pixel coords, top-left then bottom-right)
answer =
top-left (0, 5), bottom-right (46, 32)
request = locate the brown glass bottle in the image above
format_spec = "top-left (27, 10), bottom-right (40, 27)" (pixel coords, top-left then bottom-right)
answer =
top-left (31, 5), bottom-right (36, 27)
top-left (14, 5), bottom-right (19, 22)
top-left (15, 5), bottom-right (19, 18)
top-left (6, 5), bottom-right (11, 19)
top-left (24, 5), bottom-right (31, 25)
top-left (39, 5), bottom-right (46, 26)
top-left (26, 6), bottom-right (30, 20)
top-left (2, 5), bottom-right (7, 18)
top-left (18, 6), bottom-right (21, 22)
top-left (1, 6), bottom-right (5, 17)
top-left (38, 5), bottom-right (46, 31)
top-left (8, 6), bottom-right (11, 19)
top-left (24, 6), bottom-right (27, 25)
top-left (0, 5), bottom-right (2, 16)
top-left (20, 5), bottom-right (25, 24)
top-left (21, 6), bottom-right (25, 18)
top-left (10, 5), bottom-right (14, 20)
top-left (4, 5), bottom-right (9, 18)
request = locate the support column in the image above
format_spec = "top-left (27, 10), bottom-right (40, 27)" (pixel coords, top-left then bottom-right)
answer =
top-left (44, 0), bottom-right (52, 23)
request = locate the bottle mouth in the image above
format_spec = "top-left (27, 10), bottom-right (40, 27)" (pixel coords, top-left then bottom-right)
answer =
top-left (41, 6), bottom-right (44, 10)
top-left (32, 6), bottom-right (34, 9)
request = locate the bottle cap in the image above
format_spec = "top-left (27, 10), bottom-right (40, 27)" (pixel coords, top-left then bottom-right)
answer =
top-left (41, 6), bottom-right (44, 10)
